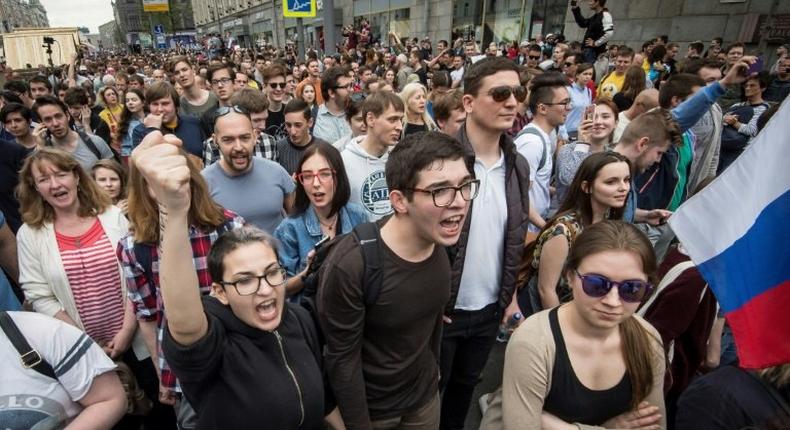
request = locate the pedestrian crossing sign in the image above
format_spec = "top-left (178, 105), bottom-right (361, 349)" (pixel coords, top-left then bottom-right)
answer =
top-left (283, 0), bottom-right (316, 17)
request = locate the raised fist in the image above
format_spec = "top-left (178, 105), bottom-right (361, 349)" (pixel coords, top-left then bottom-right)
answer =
top-left (130, 131), bottom-right (191, 214)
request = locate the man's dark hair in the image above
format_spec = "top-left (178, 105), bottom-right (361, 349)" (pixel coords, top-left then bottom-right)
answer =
top-left (0, 102), bottom-right (32, 123)
top-left (618, 46), bottom-right (635, 59)
top-left (564, 50), bottom-right (582, 63)
top-left (658, 73), bottom-right (706, 109)
top-left (283, 98), bottom-right (311, 121)
top-left (3, 80), bottom-right (30, 96)
top-left (648, 45), bottom-right (667, 64)
top-left (29, 75), bottom-right (52, 92)
top-left (527, 72), bottom-right (568, 113)
top-left (463, 57), bottom-right (520, 97)
top-left (682, 58), bottom-right (723, 76)
top-left (713, 37), bottom-right (723, 45)
top-left (658, 35), bottom-right (669, 44)
top-left (294, 143), bottom-right (350, 217)
top-left (321, 66), bottom-right (349, 101)
top-left (744, 71), bottom-right (770, 91)
top-left (0, 90), bottom-right (24, 105)
top-left (32, 94), bottom-right (68, 116)
top-left (386, 131), bottom-right (474, 201)
top-left (167, 55), bottom-right (192, 73)
top-left (63, 87), bottom-right (90, 107)
top-left (361, 91), bottom-right (404, 121)
top-left (128, 74), bottom-right (145, 86)
top-left (145, 81), bottom-right (180, 109)
top-left (725, 42), bottom-right (745, 54)
top-left (207, 63), bottom-right (234, 82)
top-left (528, 44), bottom-right (542, 53)
top-left (346, 99), bottom-right (363, 122)
top-left (688, 41), bottom-right (704, 55)
top-left (432, 70), bottom-right (451, 89)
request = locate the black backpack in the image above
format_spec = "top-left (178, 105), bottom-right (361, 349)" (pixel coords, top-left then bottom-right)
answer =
top-left (300, 222), bottom-right (384, 341)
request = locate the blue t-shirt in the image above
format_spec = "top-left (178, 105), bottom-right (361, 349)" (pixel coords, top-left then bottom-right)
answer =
top-left (0, 211), bottom-right (21, 311)
top-left (202, 158), bottom-right (295, 234)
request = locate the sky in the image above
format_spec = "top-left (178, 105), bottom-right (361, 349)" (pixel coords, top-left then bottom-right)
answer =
top-left (39, 0), bottom-right (115, 34)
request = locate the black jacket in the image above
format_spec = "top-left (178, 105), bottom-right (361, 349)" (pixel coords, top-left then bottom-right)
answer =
top-left (446, 123), bottom-right (530, 315)
top-left (572, 7), bottom-right (613, 55)
top-left (163, 297), bottom-right (328, 429)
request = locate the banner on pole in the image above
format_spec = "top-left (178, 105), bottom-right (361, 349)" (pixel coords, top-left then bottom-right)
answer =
top-left (283, 0), bottom-right (316, 18)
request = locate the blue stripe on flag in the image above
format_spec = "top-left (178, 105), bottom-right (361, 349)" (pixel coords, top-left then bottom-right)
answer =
top-left (696, 189), bottom-right (790, 313)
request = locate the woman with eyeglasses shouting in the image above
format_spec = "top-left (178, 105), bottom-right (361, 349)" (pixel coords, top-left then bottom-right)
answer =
top-left (274, 143), bottom-right (367, 301)
top-left (132, 130), bottom-right (344, 429)
top-left (518, 151), bottom-right (631, 316)
top-left (481, 220), bottom-right (665, 430)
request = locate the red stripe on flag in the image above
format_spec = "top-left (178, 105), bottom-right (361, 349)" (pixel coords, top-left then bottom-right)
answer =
top-left (727, 280), bottom-right (790, 369)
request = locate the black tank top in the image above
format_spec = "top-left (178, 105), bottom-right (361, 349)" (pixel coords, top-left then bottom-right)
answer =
top-left (543, 307), bottom-right (633, 425)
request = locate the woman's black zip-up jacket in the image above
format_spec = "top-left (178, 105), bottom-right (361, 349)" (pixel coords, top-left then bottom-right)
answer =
top-left (445, 124), bottom-right (531, 316)
top-left (163, 296), bottom-right (330, 429)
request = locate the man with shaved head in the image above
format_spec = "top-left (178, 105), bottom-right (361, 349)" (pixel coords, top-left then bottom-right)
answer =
top-left (613, 88), bottom-right (659, 142)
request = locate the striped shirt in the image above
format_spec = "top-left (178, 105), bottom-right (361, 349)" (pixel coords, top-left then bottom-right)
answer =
top-left (56, 219), bottom-right (124, 345)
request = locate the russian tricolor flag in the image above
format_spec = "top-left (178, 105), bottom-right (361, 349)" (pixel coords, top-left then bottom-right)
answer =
top-left (669, 99), bottom-right (790, 369)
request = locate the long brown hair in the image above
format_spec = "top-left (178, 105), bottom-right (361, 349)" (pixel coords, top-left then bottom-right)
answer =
top-left (126, 148), bottom-right (226, 244)
top-left (556, 151), bottom-right (631, 227)
top-left (620, 65), bottom-right (647, 102)
top-left (565, 220), bottom-right (660, 410)
top-left (16, 148), bottom-right (111, 228)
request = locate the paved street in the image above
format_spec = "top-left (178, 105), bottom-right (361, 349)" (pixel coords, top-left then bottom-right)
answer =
top-left (464, 341), bottom-right (507, 429)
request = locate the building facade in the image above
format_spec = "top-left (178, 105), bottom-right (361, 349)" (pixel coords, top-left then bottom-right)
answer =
top-left (111, 0), bottom-right (196, 50)
top-left (99, 20), bottom-right (120, 49)
top-left (0, 0), bottom-right (49, 32)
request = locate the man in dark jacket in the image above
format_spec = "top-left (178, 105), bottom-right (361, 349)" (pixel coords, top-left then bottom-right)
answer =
top-left (440, 57), bottom-right (530, 429)
top-left (571, 0), bottom-right (615, 64)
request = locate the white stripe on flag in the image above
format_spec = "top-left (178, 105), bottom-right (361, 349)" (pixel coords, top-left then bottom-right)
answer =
top-left (669, 98), bottom-right (790, 263)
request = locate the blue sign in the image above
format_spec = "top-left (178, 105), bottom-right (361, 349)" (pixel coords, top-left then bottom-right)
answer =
top-left (154, 24), bottom-right (164, 34)
top-left (283, 0), bottom-right (316, 17)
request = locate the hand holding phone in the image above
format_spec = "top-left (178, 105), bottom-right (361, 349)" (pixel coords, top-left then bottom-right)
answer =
top-left (747, 57), bottom-right (764, 76)
top-left (584, 104), bottom-right (595, 122)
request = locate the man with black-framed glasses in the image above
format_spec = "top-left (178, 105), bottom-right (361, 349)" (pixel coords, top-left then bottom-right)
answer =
top-left (202, 106), bottom-right (295, 233)
top-left (314, 66), bottom-right (353, 143)
top-left (515, 72), bottom-right (570, 234)
top-left (319, 131), bottom-right (477, 430)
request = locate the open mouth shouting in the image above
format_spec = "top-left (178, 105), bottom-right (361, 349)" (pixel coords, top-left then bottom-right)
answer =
top-left (439, 214), bottom-right (464, 237)
top-left (256, 299), bottom-right (279, 322)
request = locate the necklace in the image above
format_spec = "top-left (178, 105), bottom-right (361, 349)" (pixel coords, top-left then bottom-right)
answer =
top-left (317, 212), bottom-right (338, 231)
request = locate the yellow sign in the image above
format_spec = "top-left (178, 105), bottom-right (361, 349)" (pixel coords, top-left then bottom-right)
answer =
top-left (143, 0), bottom-right (170, 12)
top-left (283, 0), bottom-right (316, 18)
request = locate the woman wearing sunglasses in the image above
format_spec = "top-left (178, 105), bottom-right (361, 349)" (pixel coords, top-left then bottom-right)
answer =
top-left (482, 221), bottom-right (665, 430)
top-left (519, 151), bottom-right (631, 315)
top-left (274, 143), bottom-right (367, 300)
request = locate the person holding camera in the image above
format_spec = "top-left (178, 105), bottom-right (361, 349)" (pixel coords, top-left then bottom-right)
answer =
top-left (570, 0), bottom-right (614, 65)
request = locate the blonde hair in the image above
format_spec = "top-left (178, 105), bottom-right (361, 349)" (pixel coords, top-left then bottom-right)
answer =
top-left (399, 82), bottom-right (437, 135)
top-left (16, 148), bottom-right (111, 229)
top-left (126, 148), bottom-right (226, 244)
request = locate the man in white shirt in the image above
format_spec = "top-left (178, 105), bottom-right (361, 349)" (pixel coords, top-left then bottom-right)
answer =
top-left (514, 73), bottom-right (570, 232)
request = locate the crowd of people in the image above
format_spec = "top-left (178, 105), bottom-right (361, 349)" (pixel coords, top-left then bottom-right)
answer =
top-left (1, 1), bottom-right (789, 428)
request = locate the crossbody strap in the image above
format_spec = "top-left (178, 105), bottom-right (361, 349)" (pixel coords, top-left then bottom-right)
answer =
top-left (0, 311), bottom-right (57, 380)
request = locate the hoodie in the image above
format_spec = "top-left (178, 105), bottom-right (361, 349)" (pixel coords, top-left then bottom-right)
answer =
top-left (341, 140), bottom-right (392, 221)
top-left (162, 296), bottom-right (328, 429)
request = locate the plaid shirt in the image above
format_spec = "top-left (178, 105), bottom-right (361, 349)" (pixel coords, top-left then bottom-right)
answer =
top-left (202, 132), bottom-right (278, 166)
top-left (117, 209), bottom-right (245, 395)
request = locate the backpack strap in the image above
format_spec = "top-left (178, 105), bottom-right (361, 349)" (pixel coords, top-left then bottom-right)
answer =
top-left (351, 222), bottom-right (383, 307)
top-left (516, 126), bottom-right (549, 171)
top-left (0, 311), bottom-right (57, 380)
top-left (75, 129), bottom-right (103, 160)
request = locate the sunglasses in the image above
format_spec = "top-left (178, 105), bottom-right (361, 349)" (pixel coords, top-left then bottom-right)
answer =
top-left (564, 62), bottom-right (574, 67)
top-left (268, 82), bottom-right (287, 89)
top-left (213, 105), bottom-right (249, 125)
top-left (575, 271), bottom-right (653, 303)
top-left (528, 55), bottom-right (541, 60)
top-left (489, 85), bottom-right (527, 103)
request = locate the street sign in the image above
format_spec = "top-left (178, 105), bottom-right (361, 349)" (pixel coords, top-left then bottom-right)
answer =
top-left (283, 0), bottom-right (316, 18)
top-left (156, 34), bottom-right (167, 49)
top-left (154, 25), bottom-right (164, 34)
top-left (143, 0), bottom-right (169, 13)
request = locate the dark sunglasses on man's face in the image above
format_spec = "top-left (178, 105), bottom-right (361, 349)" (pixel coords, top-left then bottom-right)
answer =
top-left (489, 85), bottom-right (527, 103)
top-left (268, 82), bottom-right (287, 89)
top-left (575, 271), bottom-right (654, 303)
top-left (528, 55), bottom-right (541, 60)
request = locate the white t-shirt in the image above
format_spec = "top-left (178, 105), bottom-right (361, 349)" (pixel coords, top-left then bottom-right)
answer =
top-left (613, 111), bottom-right (631, 143)
top-left (515, 123), bottom-right (555, 232)
top-left (0, 311), bottom-right (116, 428)
top-left (456, 154), bottom-right (507, 311)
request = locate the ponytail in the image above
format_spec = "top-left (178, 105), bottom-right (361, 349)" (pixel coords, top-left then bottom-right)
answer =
top-left (620, 316), bottom-right (658, 409)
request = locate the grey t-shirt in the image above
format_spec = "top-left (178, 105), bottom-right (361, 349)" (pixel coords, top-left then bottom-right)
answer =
top-left (56, 134), bottom-right (114, 171)
top-left (202, 157), bottom-right (295, 233)
top-left (179, 92), bottom-right (220, 119)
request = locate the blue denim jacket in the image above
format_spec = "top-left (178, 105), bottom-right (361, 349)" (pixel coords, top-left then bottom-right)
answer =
top-left (274, 203), bottom-right (368, 278)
